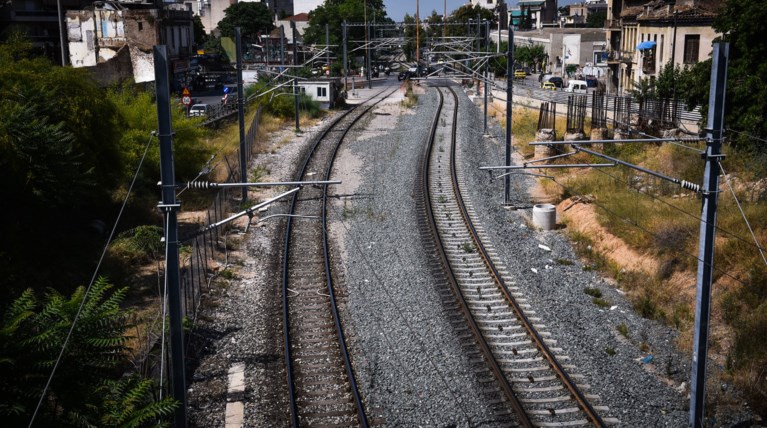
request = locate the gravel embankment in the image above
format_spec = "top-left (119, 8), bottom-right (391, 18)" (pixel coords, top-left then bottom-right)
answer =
top-left (188, 77), bottom-right (756, 427)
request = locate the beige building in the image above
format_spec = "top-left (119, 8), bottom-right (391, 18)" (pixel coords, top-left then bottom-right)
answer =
top-left (605, 0), bottom-right (721, 94)
top-left (66, 1), bottom-right (195, 85)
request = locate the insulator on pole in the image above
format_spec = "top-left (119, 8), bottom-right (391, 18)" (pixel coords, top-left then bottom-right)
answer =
top-left (186, 181), bottom-right (213, 189)
top-left (680, 180), bottom-right (701, 193)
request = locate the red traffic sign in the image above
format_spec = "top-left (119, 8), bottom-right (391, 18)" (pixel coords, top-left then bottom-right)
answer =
top-left (181, 87), bottom-right (192, 106)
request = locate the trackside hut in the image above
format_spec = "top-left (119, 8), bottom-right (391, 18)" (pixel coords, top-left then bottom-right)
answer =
top-left (297, 79), bottom-right (341, 107)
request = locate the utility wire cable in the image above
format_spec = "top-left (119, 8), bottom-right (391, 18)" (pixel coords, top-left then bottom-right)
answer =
top-left (28, 133), bottom-right (155, 427)
top-left (718, 161), bottom-right (767, 267)
top-left (551, 141), bottom-right (767, 254)
top-left (543, 143), bottom-right (753, 288)
top-left (159, 211), bottom-right (170, 400)
top-left (726, 127), bottom-right (767, 144)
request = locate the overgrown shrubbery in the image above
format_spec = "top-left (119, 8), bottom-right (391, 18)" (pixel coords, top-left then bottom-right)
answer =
top-left (0, 277), bottom-right (176, 426)
top-left (264, 90), bottom-right (321, 119)
top-left (110, 226), bottom-right (164, 264)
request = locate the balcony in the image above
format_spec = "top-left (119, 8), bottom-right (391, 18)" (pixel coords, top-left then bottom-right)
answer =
top-left (607, 50), bottom-right (635, 64)
top-left (642, 55), bottom-right (656, 74)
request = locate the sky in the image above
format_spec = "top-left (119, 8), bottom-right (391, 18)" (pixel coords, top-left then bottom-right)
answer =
top-left (296, 1), bottom-right (583, 22)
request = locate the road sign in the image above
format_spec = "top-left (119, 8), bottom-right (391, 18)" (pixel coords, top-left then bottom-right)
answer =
top-left (223, 86), bottom-right (230, 94)
top-left (181, 87), bottom-right (192, 106)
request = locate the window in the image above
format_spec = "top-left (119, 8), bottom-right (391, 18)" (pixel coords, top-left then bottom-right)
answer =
top-left (317, 87), bottom-right (327, 98)
top-left (138, 22), bottom-right (143, 31)
top-left (683, 34), bottom-right (700, 64)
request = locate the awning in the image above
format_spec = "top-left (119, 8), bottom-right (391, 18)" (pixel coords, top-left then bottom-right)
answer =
top-left (637, 40), bottom-right (657, 50)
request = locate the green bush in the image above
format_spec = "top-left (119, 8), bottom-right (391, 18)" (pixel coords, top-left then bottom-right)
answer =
top-left (111, 226), bottom-right (164, 263)
top-left (0, 278), bottom-right (177, 426)
top-left (264, 90), bottom-right (321, 119)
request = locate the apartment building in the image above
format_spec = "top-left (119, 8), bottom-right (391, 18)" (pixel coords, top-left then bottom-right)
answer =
top-left (605, 0), bottom-right (721, 94)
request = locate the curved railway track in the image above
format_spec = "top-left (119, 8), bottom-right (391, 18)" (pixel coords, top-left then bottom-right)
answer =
top-left (420, 84), bottom-right (617, 427)
top-left (281, 86), bottom-right (398, 427)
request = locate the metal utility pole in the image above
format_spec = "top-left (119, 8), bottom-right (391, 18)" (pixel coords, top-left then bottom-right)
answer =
top-left (365, 2), bottom-right (372, 88)
top-left (291, 21), bottom-right (300, 132)
top-left (690, 42), bottom-right (729, 428)
top-left (484, 20), bottom-right (489, 134)
top-left (343, 21), bottom-right (348, 93)
top-left (443, 0), bottom-right (447, 42)
top-left (57, 0), bottom-right (66, 66)
top-left (153, 45), bottom-right (186, 428)
top-left (416, 0), bottom-right (420, 63)
top-left (280, 25), bottom-right (285, 68)
top-left (504, 30), bottom-right (514, 204)
top-left (497, 18), bottom-right (501, 53)
top-left (325, 23), bottom-right (330, 72)
top-left (672, 10), bottom-right (679, 123)
top-left (235, 28), bottom-right (247, 203)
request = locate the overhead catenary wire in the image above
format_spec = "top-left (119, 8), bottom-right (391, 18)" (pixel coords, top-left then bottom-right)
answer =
top-left (159, 211), bottom-right (170, 400)
top-left (536, 141), bottom-right (754, 289)
top-left (718, 161), bottom-right (767, 267)
top-left (28, 133), bottom-right (156, 427)
top-left (726, 127), bottom-right (767, 144)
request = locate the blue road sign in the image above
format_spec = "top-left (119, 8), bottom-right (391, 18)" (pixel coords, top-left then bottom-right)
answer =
top-left (223, 86), bottom-right (230, 94)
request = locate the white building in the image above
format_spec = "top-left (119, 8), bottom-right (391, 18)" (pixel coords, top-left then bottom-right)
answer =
top-left (471, 0), bottom-right (501, 10)
top-left (297, 79), bottom-right (341, 105)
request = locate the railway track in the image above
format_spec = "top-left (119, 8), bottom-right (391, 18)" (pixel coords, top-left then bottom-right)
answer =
top-left (281, 86), bottom-right (398, 427)
top-left (420, 84), bottom-right (618, 427)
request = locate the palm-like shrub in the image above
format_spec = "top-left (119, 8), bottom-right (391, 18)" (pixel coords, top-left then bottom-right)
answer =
top-left (0, 277), bottom-right (176, 426)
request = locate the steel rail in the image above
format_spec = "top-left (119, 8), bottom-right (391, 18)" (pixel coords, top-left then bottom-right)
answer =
top-left (445, 85), bottom-right (607, 427)
top-left (282, 86), bottom-right (398, 427)
top-left (422, 87), bottom-right (533, 427)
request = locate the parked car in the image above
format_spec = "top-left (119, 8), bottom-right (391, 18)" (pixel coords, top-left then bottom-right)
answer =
top-left (565, 79), bottom-right (589, 93)
top-left (541, 76), bottom-right (563, 88)
top-left (189, 104), bottom-right (210, 117)
top-left (514, 69), bottom-right (527, 79)
top-left (541, 82), bottom-right (557, 90)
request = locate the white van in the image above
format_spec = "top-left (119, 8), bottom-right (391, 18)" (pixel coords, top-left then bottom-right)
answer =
top-left (565, 80), bottom-right (588, 93)
top-left (188, 104), bottom-right (210, 117)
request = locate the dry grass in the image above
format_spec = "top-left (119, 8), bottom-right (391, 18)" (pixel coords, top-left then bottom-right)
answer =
top-left (509, 103), bottom-right (767, 418)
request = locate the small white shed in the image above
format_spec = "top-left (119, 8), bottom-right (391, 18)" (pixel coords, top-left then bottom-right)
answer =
top-left (297, 79), bottom-right (340, 106)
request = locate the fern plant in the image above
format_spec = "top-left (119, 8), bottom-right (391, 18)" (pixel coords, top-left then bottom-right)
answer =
top-left (0, 277), bottom-right (176, 426)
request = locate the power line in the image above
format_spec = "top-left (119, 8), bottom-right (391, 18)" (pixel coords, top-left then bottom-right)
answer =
top-left (727, 127), bottom-right (767, 144)
top-left (538, 143), bottom-right (754, 289)
top-left (28, 133), bottom-right (155, 427)
top-left (718, 161), bottom-right (767, 267)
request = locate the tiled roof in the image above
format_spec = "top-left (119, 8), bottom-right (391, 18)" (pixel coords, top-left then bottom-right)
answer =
top-left (284, 13), bottom-right (310, 22)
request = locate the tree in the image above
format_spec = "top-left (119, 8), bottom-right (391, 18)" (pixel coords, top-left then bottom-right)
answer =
top-left (302, 0), bottom-right (389, 72)
top-left (192, 15), bottom-right (207, 47)
top-left (0, 278), bottom-right (177, 426)
top-left (586, 10), bottom-right (606, 28)
top-left (446, 4), bottom-right (496, 37)
top-left (425, 10), bottom-right (444, 40)
top-left (0, 34), bottom-right (124, 298)
top-left (514, 44), bottom-right (546, 72)
top-left (217, 2), bottom-right (275, 41)
top-left (490, 41), bottom-right (510, 77)
top-left (711, 0), bottom-right (767, 156)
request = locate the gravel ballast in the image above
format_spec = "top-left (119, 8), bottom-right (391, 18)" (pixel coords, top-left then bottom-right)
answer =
top-left (187, 78), bottom-right (756, 427)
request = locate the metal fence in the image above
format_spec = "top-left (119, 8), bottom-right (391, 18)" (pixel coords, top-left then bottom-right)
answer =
top-left (177, 105), bottom-right (263, 329)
